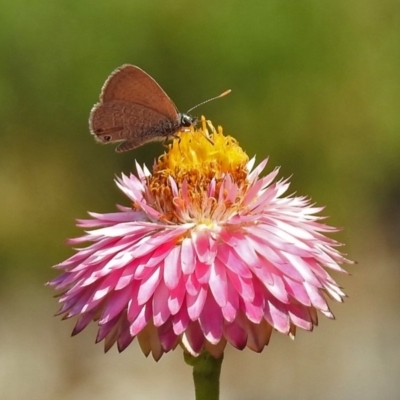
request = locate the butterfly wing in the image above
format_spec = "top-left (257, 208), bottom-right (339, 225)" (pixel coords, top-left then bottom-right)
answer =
top-left (89, 65), bottom-right (181, 151)
top-left (90, 100), bottom-right (180, 151)
top-left (99, 64), bottom-right (179, 119)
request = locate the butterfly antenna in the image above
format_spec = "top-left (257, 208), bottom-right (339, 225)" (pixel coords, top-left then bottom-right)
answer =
top-left (186, 89), bottom-right (231, 114)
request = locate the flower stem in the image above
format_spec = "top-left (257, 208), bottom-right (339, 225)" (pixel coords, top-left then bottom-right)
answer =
top-left (184, 350), bottom-right (224, 400)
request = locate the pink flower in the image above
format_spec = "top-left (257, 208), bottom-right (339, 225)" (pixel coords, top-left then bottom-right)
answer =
top-left (49, 118), bottom-right (352, 360)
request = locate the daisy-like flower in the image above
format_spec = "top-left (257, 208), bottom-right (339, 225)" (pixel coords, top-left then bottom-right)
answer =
top-left (49, 117), bottom-right (352, 361)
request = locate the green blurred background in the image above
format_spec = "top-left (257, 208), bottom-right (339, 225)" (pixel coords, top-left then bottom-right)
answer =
top-left (1, 0), bottom-right (399, 399)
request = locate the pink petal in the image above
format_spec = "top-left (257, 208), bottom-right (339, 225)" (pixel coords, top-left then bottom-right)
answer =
top-left (137, 267), bottom-right (161, 305)
top-left (192, 229), bottom-right (214, 264)
top-left (130, 303), bottom-right (151, 336)
top-left (263, 294), bottom-right (290, 334)
top-left (152, 280), bottom-right (171, 327)
top-left (181, 238), bottom-right (196, 274)
top-left (126, 284), bottom-right (141, 321)
top-left (243, 281), bottom-right (265, 323)
top-left (226, 269), bottom-right (255, 303)
top-left (283, 276), bottom-right (312, 306)
top-left (288, 304), bottom-right (313, 331)
top-left (224, 321), bottom-right (247, 350)
top-left (99, 285), bottom-right (133, 324)
top-left (194, 260), bottom-right (211, 285)
top-left (198, 294), bottom-right (223, 344)
top-left (216, 241), bottom-right (252, 278)
top-left (209, 259), bottom-right (228, 307)
top-left (221, 281), bottom-right (239, 322)
top-left (185, 273), bottom-right (200, 296)
top-left (187, 286), bottom-right (207, 321)
top-left (304, 282), bottom-right (329, 311)
top-left (163, 246), bottom-right (181, 290)
top-left (168, 278), bottom-right (186, 315)
top-left (172, 306), bottom-right (190, 335)
top-left (117, 319), bottom-right (135, 352)
top-left (182, 321), bottom-right (205, 356)
top-left (158, 321), bottom-right (179, 352)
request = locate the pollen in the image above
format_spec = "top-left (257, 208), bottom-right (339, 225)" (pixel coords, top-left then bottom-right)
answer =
top-left (154, 117), bottom-right (248, 183)
top-left (147, 117), bottom-right (249, 223)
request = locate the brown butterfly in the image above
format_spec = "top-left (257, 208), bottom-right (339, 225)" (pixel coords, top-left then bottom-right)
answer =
top-left (89, 64), bottom-right (230, 152)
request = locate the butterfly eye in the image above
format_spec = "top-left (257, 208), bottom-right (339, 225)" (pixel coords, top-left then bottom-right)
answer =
top-left (103, 135), bottom-right (112, 142)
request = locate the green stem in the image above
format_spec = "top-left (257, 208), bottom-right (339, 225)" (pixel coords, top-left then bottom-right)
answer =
top-left (184, 350), bottom-right (224, 400)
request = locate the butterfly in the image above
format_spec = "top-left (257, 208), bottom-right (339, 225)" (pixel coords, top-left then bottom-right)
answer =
top-left (89, 64), bottom-right (230, 152)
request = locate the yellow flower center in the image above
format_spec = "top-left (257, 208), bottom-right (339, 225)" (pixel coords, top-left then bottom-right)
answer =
top-left (147, 117), bottom-right (249, 223)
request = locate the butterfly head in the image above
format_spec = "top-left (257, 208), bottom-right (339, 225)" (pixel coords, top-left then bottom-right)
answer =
top-left (179, 113), bottom-right (198, 128)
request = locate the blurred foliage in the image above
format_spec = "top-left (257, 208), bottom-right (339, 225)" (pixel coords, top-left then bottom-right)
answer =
top-left (0, 0), bottom-right (399, 281)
